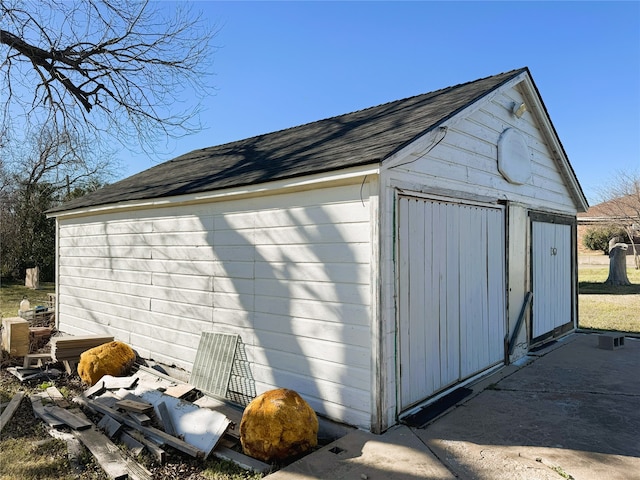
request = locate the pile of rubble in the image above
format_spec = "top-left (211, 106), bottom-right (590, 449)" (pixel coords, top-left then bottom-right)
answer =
top-left (1, 334), bottom-right (336, 479)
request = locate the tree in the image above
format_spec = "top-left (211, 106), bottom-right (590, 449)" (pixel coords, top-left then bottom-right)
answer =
top-left (582, 226), bottom-right (629, 254)
top-left (0, 126), bottom-right (109, 281)
top-left (595, 171), bottom-right (640, 270)
top-left (0, 0), bottom-right (215, 156)
top-left (605, 243), bottom-right (631, 286)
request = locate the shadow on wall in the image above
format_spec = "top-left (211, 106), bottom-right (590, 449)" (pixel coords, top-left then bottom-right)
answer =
top-left (207, 186), bottom-right (371, 426)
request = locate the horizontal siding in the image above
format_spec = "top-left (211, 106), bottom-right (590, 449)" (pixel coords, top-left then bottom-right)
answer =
top-left (57, 182), bottom-right (373, 428)
top-left (387, 86), bottom-right (578, 214)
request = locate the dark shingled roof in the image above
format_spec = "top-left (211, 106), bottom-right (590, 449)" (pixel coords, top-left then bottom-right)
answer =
top-left (49, 68), bottom-right (528, 213)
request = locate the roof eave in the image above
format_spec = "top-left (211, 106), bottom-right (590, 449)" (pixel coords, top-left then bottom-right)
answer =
top-left (47, 164), bottom-right (380, 220)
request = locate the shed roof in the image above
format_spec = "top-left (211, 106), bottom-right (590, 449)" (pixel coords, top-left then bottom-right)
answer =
top-left (49, 67), bottom-right (583, 214)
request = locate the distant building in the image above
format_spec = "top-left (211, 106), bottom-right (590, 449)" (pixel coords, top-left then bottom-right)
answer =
top-left (577, 195), bottom-right (640, 255)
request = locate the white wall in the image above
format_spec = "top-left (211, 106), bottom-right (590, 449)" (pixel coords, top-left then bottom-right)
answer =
top-left (57, 182), bottom-right (374, 428)
top-left (377, 80), bottom-right (580, 429)
top-left (385, 83), bottom-right (578, 214)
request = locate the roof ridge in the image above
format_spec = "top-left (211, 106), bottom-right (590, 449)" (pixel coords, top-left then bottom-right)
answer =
top-left (172, 67), bottom-right (529, 161)
top-left (49, 66), bottom-right (537, 214)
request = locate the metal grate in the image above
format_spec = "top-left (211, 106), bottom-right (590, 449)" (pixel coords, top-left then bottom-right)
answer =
top-left (190, 332), bottom-right (239, 399)
top-left (226, 339), bottom-right (256, 407)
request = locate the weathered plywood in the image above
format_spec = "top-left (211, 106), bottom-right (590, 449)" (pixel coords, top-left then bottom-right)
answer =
top-left (133, 387), bottom-right (230, 458)
top-left (74, 396), bottom-right (205, 458)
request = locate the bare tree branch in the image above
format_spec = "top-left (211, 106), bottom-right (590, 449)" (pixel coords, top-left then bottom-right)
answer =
top-left (0, 0), bottom-right (216, 155)
top-left (596, 170), bottom-right (640, 269)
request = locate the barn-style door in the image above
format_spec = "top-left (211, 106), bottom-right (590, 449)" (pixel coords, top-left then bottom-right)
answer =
top-left (397, 196), bottom-right (506, 411)
top-left (531, 215), bottom-right (575, 344)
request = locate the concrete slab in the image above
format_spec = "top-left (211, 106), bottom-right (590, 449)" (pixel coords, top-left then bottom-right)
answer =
top-left (265, 334), bottom-right (640, 480)
top-left (414, 334), bottom-right (640, 480)
top-left (267, 425), bottom-right (455, 480)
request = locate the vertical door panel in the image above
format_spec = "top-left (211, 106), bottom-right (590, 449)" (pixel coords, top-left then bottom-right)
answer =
top-left (532, 221), bottom-right (572, 340)
top-left (398, 197), bottom-right (506, 410)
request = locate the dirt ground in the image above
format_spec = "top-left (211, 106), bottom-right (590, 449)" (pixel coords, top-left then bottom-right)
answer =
top-left (0, 352), bottom-right (263, 480)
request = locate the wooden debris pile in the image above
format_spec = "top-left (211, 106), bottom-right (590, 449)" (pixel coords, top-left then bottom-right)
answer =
top-left (30, 384), bottom-right (154, 480)
top-left (20, 365), bottom-right (271, 478)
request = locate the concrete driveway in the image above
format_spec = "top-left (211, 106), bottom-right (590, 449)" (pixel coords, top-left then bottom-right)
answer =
top-left (267, 333), bottom-right (640, 480)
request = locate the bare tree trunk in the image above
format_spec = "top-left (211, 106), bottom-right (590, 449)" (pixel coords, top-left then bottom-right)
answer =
top-left (605, 243), bottom-right (631, 286)
top-left (623, 226), bottom-right (639, 269)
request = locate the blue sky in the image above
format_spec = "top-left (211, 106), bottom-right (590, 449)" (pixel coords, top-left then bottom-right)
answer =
top-left (125, 1), bottom-right (640, 204)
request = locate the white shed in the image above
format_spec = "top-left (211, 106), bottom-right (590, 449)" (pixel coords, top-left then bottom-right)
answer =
top-left (48, 67), bottom-right (588, 433)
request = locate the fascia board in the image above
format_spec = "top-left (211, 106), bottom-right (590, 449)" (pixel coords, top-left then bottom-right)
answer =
top-left (517, 76), bottom-right (590, 213)
top-left (47, 165), bottom-right (380, 220)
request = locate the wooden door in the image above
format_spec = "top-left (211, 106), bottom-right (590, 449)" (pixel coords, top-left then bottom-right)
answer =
top-left (397, 196), bottom-right (506, 410)
top-left (531, 219), bottom-right (573, 343)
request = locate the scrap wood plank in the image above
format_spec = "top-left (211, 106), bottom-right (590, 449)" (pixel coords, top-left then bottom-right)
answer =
top-left (164, 383), bottom-right (196, 399)
top-left (62, 361), bottom-right (77, 376)
top-left (128, 412), bottom-right (151, 426)
top-left (127, 430), bottom-right (166, 464)
top-left (83, 379), bottom-right (106, 398)
top-left (156, 401), bottom-right (177, 436)
top-left (30, 393), bottom-right (65, 427)
top-left (73, 396), bottom-right (205, 458)
top-left (94, 392), bottom-right (120, 409)
top-left (50, 335), bottom-right (114, 362)
top-left (119, 431), bottom-right (145, 456)
top-left (74, 430), bottom-right (128, 479)
top-left (46, 386), bottom-right (71, 408)
top-left (44, 405), bottom-right (93, 430)
top-left (47, 428), bottom-right (84, 475)
top-left (98, 414), bottom-right (123, 439)
top-left (0, 391), bottom-right (24, 433)
top-left (72, 410), bottom-right (152, 480)
top-left (115, 399), bottom-right (153, 414)
top-left (120, 431), bottom-right (144, 457)
top-left (102, 375), bottom-right (138, 390)
top-left (23, 353), bottom-right (52, 368)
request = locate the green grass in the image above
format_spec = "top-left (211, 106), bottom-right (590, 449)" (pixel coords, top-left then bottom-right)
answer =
top-left (578, 265), bottom-right (640, 333)
top-left (0, 438), bottom-right (78, 480)
top-left (0, 279), bottom-right (55, 319)
top-left (578, 266), bottom-right (640, 293)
